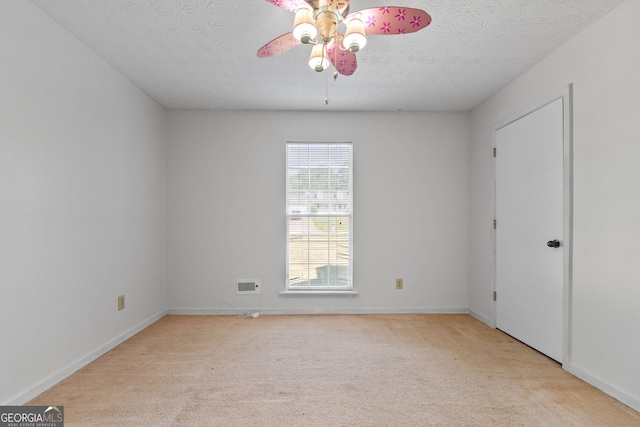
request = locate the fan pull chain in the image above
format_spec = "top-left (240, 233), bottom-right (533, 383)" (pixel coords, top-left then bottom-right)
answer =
top-left (325, 42), bottom-right (340, 105)
top-left (325, 69), bottom-right (329, 105)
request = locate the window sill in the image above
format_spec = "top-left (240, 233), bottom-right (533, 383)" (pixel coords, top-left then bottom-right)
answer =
top-left (279, 290), bottom-right (359, 297)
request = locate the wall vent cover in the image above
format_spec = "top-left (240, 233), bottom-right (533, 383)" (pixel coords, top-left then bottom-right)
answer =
top-left (237, 279), bottom-right (261, 295)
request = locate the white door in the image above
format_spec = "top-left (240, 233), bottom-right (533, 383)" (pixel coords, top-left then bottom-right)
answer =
top-left (495, 97), bottom-right (564, 362)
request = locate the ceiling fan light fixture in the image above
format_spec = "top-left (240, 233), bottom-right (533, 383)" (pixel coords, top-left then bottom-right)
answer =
top-left (309, 43), bottom-right (330, 72)
top-left (292, 8), bottom-right (317, 44)
top-left (343, 17), bottom-right (367, 52)
top-left (259, 3), bottom-right (432, 77)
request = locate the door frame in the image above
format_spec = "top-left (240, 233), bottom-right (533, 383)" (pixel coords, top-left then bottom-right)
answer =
top-left (490, 84), bottom-right (573, 368)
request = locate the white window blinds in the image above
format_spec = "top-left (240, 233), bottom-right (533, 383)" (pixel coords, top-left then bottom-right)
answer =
top-left (286, 142), bottom-right (353, 290)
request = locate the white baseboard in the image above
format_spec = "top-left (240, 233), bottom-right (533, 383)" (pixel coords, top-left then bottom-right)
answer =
top-left (167, 307), bottom-right (469, 315)
top-left (468, 308), bottom-right (491, 326)
top-left (3, 309), bottom-right (168, 406)
top-left (566, 362), bottom-right (640, 413)
top-left (467, 310), bottom-right (640, 412)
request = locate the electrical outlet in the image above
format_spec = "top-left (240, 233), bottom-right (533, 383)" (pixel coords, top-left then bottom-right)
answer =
top-left (396, 278), bottom-right (403, 290)
top-left (118, 295), bottom-right (125, 311)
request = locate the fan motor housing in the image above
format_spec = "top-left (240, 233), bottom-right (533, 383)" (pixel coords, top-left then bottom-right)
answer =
top-left (314, 8), bottom-right (339, 43)
top-left (305, 0), bottom-right (350, 10)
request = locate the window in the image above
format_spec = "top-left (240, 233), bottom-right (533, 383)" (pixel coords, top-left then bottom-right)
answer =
top-left (286, 142), bottom-right (353, 290)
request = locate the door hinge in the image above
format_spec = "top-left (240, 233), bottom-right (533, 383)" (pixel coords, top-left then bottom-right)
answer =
top-left (493, 291), bottom-right (497, 301)
top-left (493, 147), bottom-right (496, 157)
top-left (493, 219), bottom-right (496, 229)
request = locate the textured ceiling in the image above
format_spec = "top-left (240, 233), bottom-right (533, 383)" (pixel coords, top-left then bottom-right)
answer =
top-left (31, 0), bottom-right (625, 112)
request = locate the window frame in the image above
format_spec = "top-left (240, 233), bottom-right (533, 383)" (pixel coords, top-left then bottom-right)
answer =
top-left (285, 141), bottom-right (354, 292)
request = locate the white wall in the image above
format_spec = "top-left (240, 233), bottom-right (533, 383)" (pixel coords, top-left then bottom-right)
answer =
top-left (7, 0), bottom-right (636, 413)
top-left (468, 0), bottom-right (640, 410)
top-left (0, 1), bottom-right (167, 404)
top-left (167, 111), bottom-right (469, 314)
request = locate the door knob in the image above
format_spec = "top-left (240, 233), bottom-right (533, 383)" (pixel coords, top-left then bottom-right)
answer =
top-left (547, 239), bottom-right (560, 248)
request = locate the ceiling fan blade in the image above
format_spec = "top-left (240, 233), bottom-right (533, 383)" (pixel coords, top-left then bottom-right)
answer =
top-left (257, 32), bottom-right (301, 58)
top-left (346, 7), bottom-right (432, 35)
top-left (263, 0), bottom-right (312, 13)
top-left (327, 38), bottom-right (357, 76)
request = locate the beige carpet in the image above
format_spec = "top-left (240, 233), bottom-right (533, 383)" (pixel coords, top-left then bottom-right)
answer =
top-left (30, 314), bottom-right (640, 426)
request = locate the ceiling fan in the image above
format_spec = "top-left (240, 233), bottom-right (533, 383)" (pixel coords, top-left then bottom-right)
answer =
top-left (257, 0), bottom-right (432, 76)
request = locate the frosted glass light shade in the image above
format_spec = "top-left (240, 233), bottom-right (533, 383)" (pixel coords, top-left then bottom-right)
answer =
top-left (344, 17), bottom-right (367, 52)
top-left (309, 43), bottom-right (330, 72)
top-left (293, 8), bottom-right (317, 44)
